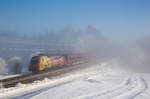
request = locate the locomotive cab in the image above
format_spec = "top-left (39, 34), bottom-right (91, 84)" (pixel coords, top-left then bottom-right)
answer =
top-left (29, 54), bottom-right (66, 72)
top-left (29, 56), bottom-right (47, 72)
top-left (29, 56), bottom-right (39, 72)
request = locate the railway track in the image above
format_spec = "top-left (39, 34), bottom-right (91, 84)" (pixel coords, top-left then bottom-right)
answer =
top-left (0, 62), bottom-right (91, 88)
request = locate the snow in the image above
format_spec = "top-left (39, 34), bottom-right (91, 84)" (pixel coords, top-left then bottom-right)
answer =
top-left (0, 61), bottom-right (150, 99)
top-left (0, 74), bottom-right (22, 80)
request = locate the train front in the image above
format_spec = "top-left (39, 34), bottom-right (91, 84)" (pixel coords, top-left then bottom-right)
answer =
top-left (29, 56), bottom-right (40, 72)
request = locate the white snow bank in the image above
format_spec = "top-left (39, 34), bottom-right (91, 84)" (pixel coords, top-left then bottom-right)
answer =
top-left (0, 74), bottom-right (21, 80)
top-left (1, 60), bottom-right (150, 99)
top-left (30, 61), bottom-right (150, 99)
top-left (0, 65), bottom-right (101, 99)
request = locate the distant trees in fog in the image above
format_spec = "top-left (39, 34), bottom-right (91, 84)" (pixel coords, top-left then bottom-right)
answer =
top-left (0, 30), bottom-right (19, 39)
top-left (0, 25), bottom-right (102, 45)
top-left (0, 58), bottom-right (7, 73)
top-left (7, 56), bottom-right (22, 75)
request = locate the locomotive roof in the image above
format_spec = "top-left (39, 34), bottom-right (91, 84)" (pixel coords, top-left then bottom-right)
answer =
top-left (37, 53), bottom-right (67, 56)
top-left (37, 53), bottom-right (87, 56)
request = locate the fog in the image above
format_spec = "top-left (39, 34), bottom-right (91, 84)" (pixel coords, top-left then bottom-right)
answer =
top-left (0, 25), bottom-right (150, 75)
top-left (74, 25), bottom-right (150, 73)
top-left (118, 36), bottom-right (150, 73)
top-left (74, 25), bottom-right (121, 61)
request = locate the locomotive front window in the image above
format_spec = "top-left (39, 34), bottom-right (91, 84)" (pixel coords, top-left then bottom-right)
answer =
top-left (31, 56), bottom-right (39, 64)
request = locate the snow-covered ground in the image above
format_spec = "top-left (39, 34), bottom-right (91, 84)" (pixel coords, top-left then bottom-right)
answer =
top-left (0, 61), bottom-right (150, 99)
top-left (0, 74), bottom-right (22, 79)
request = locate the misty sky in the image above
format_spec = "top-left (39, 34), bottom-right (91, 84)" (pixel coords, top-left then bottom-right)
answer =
top-left (0, 0), bottom-right (150, 43)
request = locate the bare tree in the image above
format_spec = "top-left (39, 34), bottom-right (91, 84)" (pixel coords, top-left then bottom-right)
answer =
top-left (0, 57), bottom-right (7, 73)
top-left (8, 56), bottom-right (22, 74)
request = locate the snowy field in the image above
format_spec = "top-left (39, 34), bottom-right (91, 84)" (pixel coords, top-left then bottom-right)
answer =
top-left (0, 61), bottom-right (150, 99)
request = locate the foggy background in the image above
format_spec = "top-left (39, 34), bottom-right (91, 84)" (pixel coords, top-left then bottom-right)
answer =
top-left (0, 25), bottom-right (150, 75)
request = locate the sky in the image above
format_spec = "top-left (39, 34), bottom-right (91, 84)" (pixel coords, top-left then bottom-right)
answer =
top-left (0, 0), bottom-right (150, 43)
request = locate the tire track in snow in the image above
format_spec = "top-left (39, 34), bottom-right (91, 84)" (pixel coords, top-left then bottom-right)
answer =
top-left (72, 76), bottom-right (148, 99)
top-left (112, 77), bottom-right (148, 99)
top-left (71, 77), bottom-right (131, 99)
top-left (98, 77), bottom-right (138, 99)
top-left (132, 77), bottom-right (148, 98)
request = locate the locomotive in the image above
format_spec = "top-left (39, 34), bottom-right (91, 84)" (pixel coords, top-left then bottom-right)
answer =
top-left (29, 54), bottom-right (88, 72)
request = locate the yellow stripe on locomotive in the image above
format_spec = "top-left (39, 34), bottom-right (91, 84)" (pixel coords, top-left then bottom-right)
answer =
top-left (39, 56), bottom-right (65, 71)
